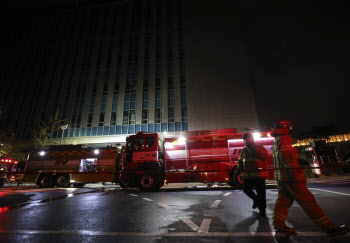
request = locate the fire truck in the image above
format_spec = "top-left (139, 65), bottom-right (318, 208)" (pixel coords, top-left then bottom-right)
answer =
top-left (0, 157), bottom-right (20, 186)
top-left (24, 145), bottom-right (122, 188)
top-left (23, 128), bottom-right (274, 190)
top-left (120, 128), bottom-right (275, 191)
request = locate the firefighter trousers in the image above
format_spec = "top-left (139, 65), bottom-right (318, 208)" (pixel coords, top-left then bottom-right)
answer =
top-left (273, 181), bottom-right (334, 231)
top-left (243, 178), bottom-right (266, 209)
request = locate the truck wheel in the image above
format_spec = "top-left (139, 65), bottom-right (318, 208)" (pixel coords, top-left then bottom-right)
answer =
top-left (55, 174), bottom-right (71, 188)
top-left (38, 175), bottom-right (53, 188)
top-left (73, 183), bottom-right (85, 188)
top-left (139, 174), bottom-right (159, 192)
top-left (233, 170), bottom-right (243, 189)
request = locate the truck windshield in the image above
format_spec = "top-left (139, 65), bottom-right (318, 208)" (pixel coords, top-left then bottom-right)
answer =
top-left (127, 137), bottom-right (145, 152)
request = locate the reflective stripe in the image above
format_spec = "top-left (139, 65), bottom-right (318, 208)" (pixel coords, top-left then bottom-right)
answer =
top-left (273, 214), bottom-right (287, 222)
top-left (314, 215), bottom-right (331, 226)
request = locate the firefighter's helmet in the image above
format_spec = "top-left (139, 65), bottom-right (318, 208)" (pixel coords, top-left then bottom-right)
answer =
top-left (273, 120), bottom-right (292, 130)
top-left (271, 120), bottom-right (292, 137)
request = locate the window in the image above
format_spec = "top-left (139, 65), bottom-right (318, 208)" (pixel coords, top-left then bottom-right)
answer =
top-left (168, 107), bottom-right (174, 122)
top-left (110, 112), bottom-right (116, 126)
top-left (142, 109), bottom-right (148, 124)
top-left (155, 108), bottom-right (161, 123)
top-left (147, 137), bottom-right (155, 147)
top-left (181, 107), bottom-right (188, 122)
top-left (123, 111), bottom-right (129, 125)
top-left (129, 110), bottom-right (135, 125)
top-left (99, 112), bottom-right (105, 126)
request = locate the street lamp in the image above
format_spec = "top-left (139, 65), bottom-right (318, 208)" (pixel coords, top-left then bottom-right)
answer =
top-left (61, 124), bottom-right (69, 145)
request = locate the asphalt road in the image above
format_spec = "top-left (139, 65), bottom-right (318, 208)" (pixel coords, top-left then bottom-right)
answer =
top-left (1, 176), bottom-right (350, 242)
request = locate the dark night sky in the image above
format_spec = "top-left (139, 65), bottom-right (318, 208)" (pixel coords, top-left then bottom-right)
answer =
top-left (2, 0), bottom-right (350, 137)
top-left (234, 0), bottom-right (350, 136)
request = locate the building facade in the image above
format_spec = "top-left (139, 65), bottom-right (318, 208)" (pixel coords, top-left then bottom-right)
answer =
top-left (0, 0), bottom-right (259, 145)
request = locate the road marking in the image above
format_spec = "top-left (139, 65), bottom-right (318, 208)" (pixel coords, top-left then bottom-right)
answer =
top-left (129, 194), bottom-right (138, 197)
top-left (309, 188), bottom-right (350, 197)
top-left (143, 198), bottom-right (153, 201)
top-left (223, 192), bottom-right (232, 196)
top-left (179, 217), bottom-right (212, 233)
top-left (0, 229), bottom-right (345, 237)
top-left (157, 203), bottom-right (171, 210)
top-left (198, 219), bottom-right (211, 233)
top-left (211, 200), bottom-right (221, 208)
top-left (180, 217), bottom-right (199, 231)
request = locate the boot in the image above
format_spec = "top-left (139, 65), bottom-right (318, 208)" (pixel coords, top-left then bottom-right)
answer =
top-left (273, 220), bottom-right (295, 233)
top-left (326, 225), bottom-right (350, 237)
top-left (252, 200), bottom-right (258, 209)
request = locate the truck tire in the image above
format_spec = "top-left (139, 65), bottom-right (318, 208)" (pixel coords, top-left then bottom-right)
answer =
top-left (139, 173), bottom-right (159, 192)
top-left (38, 175), bottom-right (54, 188)
top-left (233, 170), bottom-right (243, 189)
top-left (55, 174), bottom-right (71, 188)
top-left (73, 183), bottom-right (85, 188)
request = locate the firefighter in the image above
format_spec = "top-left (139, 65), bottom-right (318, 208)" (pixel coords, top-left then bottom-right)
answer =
top-left (271, 120), bottom-right (350, 236)
top-left (235, 133), bottom-right (269, 216)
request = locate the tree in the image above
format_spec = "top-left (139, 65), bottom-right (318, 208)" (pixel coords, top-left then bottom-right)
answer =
top-left (0, 110), bottom-right (31, 160)
top-left (32, 110), bottom-right (66, 149)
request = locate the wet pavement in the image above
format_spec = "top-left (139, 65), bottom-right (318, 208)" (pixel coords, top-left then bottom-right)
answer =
top-left (0, 175), bottom-right (349, 242)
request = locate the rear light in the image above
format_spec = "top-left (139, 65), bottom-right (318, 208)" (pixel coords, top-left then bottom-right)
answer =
top-left (267, 132), bottom-right (272, 137)
top-left (253, 132), bottom-right (261, 139)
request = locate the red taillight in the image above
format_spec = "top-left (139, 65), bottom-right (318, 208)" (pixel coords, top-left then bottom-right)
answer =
top-left (267, 133), bottom-right (272, 137)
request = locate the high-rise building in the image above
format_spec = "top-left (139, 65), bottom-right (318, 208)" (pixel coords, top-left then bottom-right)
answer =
top-left (0, 0), bottom-right (259, 145)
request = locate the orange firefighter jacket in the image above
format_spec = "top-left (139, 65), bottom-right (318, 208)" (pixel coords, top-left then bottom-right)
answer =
top-left (237, 144), bottom-right (269, 179)
top-left (272, 134), bottom-right (306, 182)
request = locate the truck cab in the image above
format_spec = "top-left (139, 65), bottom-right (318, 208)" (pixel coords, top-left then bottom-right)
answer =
top-left (120, 132), bottom-right (164, 191)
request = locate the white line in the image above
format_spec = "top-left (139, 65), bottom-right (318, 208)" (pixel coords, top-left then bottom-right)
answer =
top-left (157, 203), bottom-right (171, 210)
top-left (309, 188), bottom-right (350, 196)
top-left (0, 229), bottom-right (344, 237)
top-left (330, 183), bottom-right (350, 185)
top-left (211, 200), bottom-right (221, 208)
top-left (129, 194), bottom-right (138, 197)
top-left (142, 198), bottom-right (153, 201)
top-left (180, 217), bottom-right (199, 231)
top-left (198, 219), bottom-right (211, 233)
top-left (223, 192), bottom-right (232, 197)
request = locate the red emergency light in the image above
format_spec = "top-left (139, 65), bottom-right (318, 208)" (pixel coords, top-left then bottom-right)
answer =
top-left (1, 158), bottom-right (16, 163)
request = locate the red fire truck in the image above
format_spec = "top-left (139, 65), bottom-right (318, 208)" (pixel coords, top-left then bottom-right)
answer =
top-left (120, 128), bottom-right (275, 191)
top-left (24, 146), bottom-right (122, 188)
top-left (23, 128), bottom-right (274, 190)
top-left (0, 157), bottom-right (20, 186)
